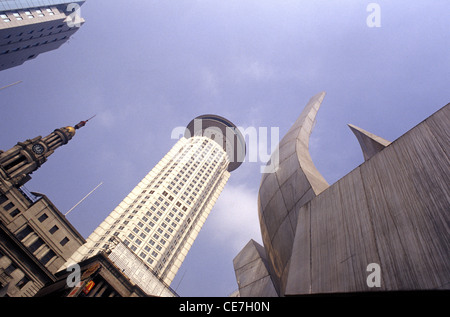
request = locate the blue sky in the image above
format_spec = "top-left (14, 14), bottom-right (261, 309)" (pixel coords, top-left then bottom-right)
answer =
top-left (1, 1), bottom-right (449, 296)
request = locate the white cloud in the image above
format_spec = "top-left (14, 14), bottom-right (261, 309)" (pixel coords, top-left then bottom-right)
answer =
top-left (232, 59), bottom-right (275, 83)
top-left (199, 67), bottom-right (220, 96)
top-left (242, 61), bottom-right (274, 81)
top-left (205, 184), bottom-right (263, 254)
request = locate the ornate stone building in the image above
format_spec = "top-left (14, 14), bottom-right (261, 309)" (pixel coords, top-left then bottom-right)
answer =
top-left (0, 120), bottom-right (89, 296)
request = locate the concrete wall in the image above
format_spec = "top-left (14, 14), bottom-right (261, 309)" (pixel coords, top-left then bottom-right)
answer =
top-left (233, 239), bottom-right (278, 297)
top-left (285, 104), bottom-right (450, 295)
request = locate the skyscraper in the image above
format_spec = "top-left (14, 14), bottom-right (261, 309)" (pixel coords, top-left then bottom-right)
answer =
top-left (64, 115), bottom-right (245, 291)
top-left (0, 0), bottom-right (85, 71)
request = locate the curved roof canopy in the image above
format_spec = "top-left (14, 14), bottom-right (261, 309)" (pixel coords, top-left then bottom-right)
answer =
top-left (185, 114), bottom-right (246, 172)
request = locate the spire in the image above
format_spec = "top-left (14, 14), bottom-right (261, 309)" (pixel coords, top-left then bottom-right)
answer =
top-left (74, 114), bottom-right (96, 130)
top-left (0, 117), bottom-right (92, 187)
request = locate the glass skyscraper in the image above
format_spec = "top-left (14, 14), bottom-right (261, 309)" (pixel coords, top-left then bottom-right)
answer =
top-left (63, 115), bottom-right (245, 295)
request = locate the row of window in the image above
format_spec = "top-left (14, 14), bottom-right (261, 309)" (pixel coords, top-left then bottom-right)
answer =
top-left (85, 138), bottom-right (226, 270)
top-left (119, 139), bottom-right (226, 266)
top-left (15, 225), bottom-right (57, 266)
top-left (3, 23), bottom-right (65, 41)
top-left (38, 213), bottom-right (71, 246)
top-left (106, 188), bottom-right (192, 266)
top-left (0, 194), bottom-right (20, 218)
top-left (0, 250), bottom-right (31, 291)
top-left (0, 35), bottom-right (68, 56)
top-left (147, 137), bottom-right (218, 190)
top-left (117, 205), bottom-right (185, 263)
top-left (0, 193), bottom-right (71, 269)
top-left (1, 8), bottom-right (55, 22)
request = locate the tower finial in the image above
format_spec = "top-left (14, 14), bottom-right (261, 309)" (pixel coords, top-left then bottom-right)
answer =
top-left (74, 114), bottom-right (96, 130)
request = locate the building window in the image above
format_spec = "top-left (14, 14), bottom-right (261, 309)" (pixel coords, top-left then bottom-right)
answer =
top-left (4, 263), bottom-right (17, 275)
top-left (12, 13), bottom-right (22, 20)
top-left (28, 238), bottom-right (44, 253)
top-left (3, 202), bottom-right (14, 211)
top-left (16, 225), bottom-right (33, 241)
top-left (1, 14), bottom-right (10, 22)
top-left (49, 225), bottom-right (59, 234)
top-left (60, 237), bottom-right (69, 246)
top-left (38, 213), bottom-right (48, 222)
top-left (16, 275), bottom-right (30, 289)
top-left (9, 208), bottom-right (20, 217)
top-left (0, 193), bottom-right (8, 204)
top-left (40, 250), bottom-right (56, 265)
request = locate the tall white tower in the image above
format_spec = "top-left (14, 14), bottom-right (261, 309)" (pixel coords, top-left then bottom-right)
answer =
top-left (63, 115), bottom-right (245, 293)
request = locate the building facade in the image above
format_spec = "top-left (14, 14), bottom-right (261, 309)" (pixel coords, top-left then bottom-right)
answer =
top-left (63, 115), bottom-right (245, 293)
top-left (0, 0), bottom-right (85, 71)
top-left (0, 120), bottom-right (89, 297)
top-left (35, 253), bottom-right (151, 297)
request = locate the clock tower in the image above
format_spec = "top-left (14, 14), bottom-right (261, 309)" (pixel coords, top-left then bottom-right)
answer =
top-left (0, 118), bottom-right (92, 187)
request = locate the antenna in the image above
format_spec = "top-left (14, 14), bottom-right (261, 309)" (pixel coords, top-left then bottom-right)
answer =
top-left (0, 81), bottom-right (22, 91)
top-left (74, 114), bottom-right (96, 130)
top-left (65, 182), bottom-right (103, 216)
top-left (174, 269), bottom-right (188, 292)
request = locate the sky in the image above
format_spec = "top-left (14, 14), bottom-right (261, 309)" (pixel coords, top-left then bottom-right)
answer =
top-left (0, 0), bottom-right (449, 297)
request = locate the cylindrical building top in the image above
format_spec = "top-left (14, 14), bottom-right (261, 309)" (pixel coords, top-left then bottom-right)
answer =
top-left (185, 115), bottom-right (246, 172)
